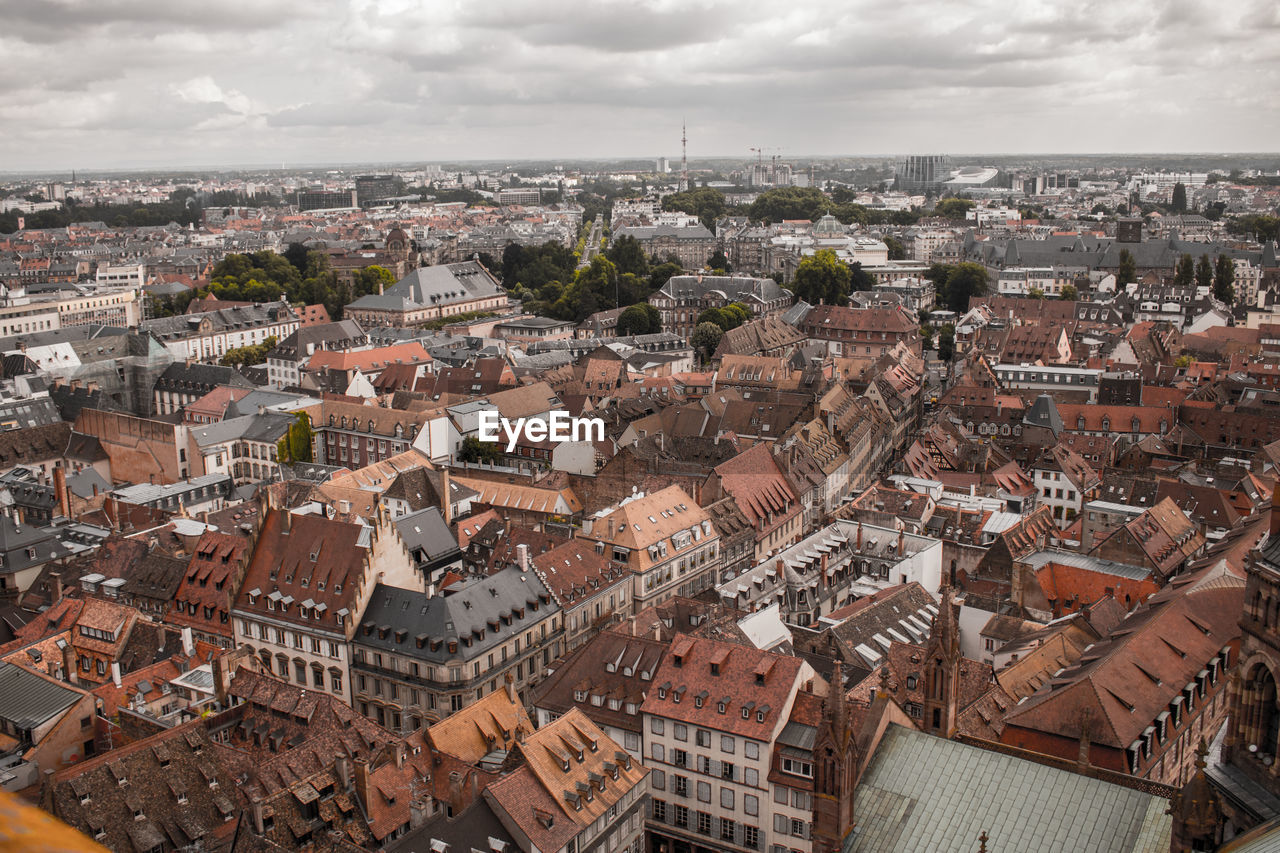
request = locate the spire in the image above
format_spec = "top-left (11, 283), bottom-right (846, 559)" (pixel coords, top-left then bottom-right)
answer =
top-left (680, 121), bottom-right (688, 192)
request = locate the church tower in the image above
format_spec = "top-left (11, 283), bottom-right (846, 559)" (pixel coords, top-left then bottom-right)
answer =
top-left (1168, 740), bottom-right (1222, 853)
top-left (1224, 493), bottom-right (1280, 798)
top-left (923, 583), bottom-right (962, 738)
top-left (812, 661), bottom-right (859, 853)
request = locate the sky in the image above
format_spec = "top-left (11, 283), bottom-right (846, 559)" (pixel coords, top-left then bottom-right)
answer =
top-left (2, 0), bottom-right (1279, 171)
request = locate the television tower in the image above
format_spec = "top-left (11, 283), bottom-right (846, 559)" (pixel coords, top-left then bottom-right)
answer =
top-left (680, 121), bottom-right (688, 192)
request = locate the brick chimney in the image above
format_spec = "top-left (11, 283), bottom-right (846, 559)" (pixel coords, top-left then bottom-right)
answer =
top-left (60, 642), bottom-right (76, 686)
top-left (353, 757), bottom-right (371, 810)
top-left (54, 467), bottom-right (70, 519)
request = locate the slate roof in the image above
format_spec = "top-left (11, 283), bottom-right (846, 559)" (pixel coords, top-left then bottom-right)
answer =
top-left (354, 569), bottom-right (557, 665)
top-left (347, 261), bottom-right (503, 312)
top-left (0, 660), bottom-right (82, 728)
top-left (845, 724), bottom-right (1172, 852)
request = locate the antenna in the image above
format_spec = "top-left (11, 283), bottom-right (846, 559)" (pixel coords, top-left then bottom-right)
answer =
top-left (681, 121), bottom-right (688, 192)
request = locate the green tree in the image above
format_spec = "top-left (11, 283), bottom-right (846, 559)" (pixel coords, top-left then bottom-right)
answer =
top-left (661, 187), bottom-right (727, 230)
top-left (937, 324), bottom-right (956, 361)
top-left (883, 236), bottom-right (906, 260)
top-left (616, 303), bottom-right (661, 336)
top-left (605, 234), bottom-right (649, 277)
top-left (277, 411), bottom-right (315, 464)
top-left (1117, 249), bottom-right (1137, 287)
top-left (353, 265), bottom-right (396, 297)
top-left (791, 249), bottom-right (852, 306)
top-left (1059, 284), bottom-right (1078, 301)
top-left (707, 248), bottom-right (730, 272)
top-left (1195, 254), bottom-right (1214, 290)
top-left (926, 262), bottom-right (990, 313)
top-left (690, 322), bottom-right (724, 363)
top-left (1172, 254), bottom-right (1195, 288)
top-left (1171, 182), bottom-right (1187, 213)
top-left (458, 435), bottom-right (504, 464)
top-left (649, 261), bottom-right (682, 291)
top-left (219, 335), bottom-right (277, 367)
top-left (934, 198), bottom-right (975, 220)
top-left (1029, 287), bottom-right (1045, 300)
top-left (723, 303), bottom-right (750, 328)
top-left (697, 307), bottom-right (728, 330)
top-left (1214, 254), bottom-right (1236, 304)
top-left (1174, 355), bottom-right (1192, 368)
top-left (748, 187), bottom-right (829, 224)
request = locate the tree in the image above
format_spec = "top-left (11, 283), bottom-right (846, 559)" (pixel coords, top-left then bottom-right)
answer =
top-left (1117, 249), bottom-right (1137, 287)
top-left (707, 248), bottom-right (730, 272)
top-left (691, 322), bottom-right (724, 363)
top-left (353, 265), bottom-right (396, 297)
top-left (723, 303), bottom-right (750, 328)
top-left (1029, 287), bottom-right (1045, 300)
top-left (1059, 284), bottom-right (1078, 301)
top-left (649, 261), bottom-right (682, 291)
top-left (277, 411), bottom-right (314, 464)
top-left (605, 234), bottom-right (648, 277)
top-left (1173, 254), bottom-right (1195, 288)
top-left (1195, 254), bottom-right (1214, 290)
top-left (934, 198), bottom-right (975, 220)
top-left (883, 236), bottom-right (906, 260)
top-left (1175, 355), bottom-right (1192, 368)
top-left (1171, 182), bottom-right (1187, 213)
top-left (662, 187), bottom-right (727, 230)
top-left (458, 435), bottom-right (504, 464)
top-left (791, 249), bottom-right (852, 306)
top-left (1214, 254), bottom-right (1236, 304)
top-left (219, 335), bottom-right (277, 367)
top-left (696, 307), bottom-right (728, 330)
top-left (616, 303), bottom-right (661, 336)
top-left (937, 324), bottom-right (956, 361)
top-left (926, 262), bottom-right (989, 313)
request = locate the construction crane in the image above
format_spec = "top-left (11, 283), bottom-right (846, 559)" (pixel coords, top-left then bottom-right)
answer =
top-left (749, 147), bottom-right (763, 165)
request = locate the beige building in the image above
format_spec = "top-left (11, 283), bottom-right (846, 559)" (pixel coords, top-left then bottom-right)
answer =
top-left (578, 486), bottom-right (722, 612)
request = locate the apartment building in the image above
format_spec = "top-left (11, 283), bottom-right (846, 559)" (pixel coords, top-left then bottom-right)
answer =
top-left (231, 502), bottom-right (417, 704)
top-left (642, 635), bottom-right (816, 853)
top-left (578, 486), bottom-right (722, 613)
top-left (350, 566), bottom-right (563, 730)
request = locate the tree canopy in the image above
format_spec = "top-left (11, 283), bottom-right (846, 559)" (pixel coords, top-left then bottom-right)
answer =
top-left (220, 335), bottom-right (277, 368)
top-left (690, 322), bottom-right (724, 362)
top-left (1116, 249), bottom-right (1137, 287)
top-left (1214, 254), bottom-right (1236, 304)
top-left (791, 249), bottom-right (852, 306)
top-left (934, 198), bottom-right (976, 220)
top-left (1173, 253), bottom-right (1195, 288)
top-left (616, 303), bottom-right (662, 336)
top-left (925, 262), bottom-right (990, 313)
top-left (661, 187), bottom-right (727, 231)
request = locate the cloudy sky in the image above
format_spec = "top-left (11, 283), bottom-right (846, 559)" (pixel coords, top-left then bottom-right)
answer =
top-left (3, 0), bottom-right (1278, 171)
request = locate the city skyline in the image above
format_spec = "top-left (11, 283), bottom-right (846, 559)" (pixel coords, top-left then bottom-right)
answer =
top-left (3, 0), bottom-right (1279, 170)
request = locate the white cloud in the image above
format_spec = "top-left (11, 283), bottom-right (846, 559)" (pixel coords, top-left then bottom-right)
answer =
top-left (0, 0), bottom-right (1276, 170)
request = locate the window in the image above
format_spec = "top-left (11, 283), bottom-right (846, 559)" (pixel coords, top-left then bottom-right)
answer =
top-left (651, 743), bottom-right (665, 762)
top-left (792, 819), bottom-right (806, 837)
top-left (745, 741), bottom-right (759, 760)
top-left (653, 799), bottom-right (666, 822)
top-left (652, 770), bottom-right (665, 791)
top-left (674, 723), bottom-right (687, 741)
top-left (650, 717), bottom-right (664, 735)
top-left (744, 825), bottom-right (760, 849)
top-left (675, 775), bottom-right (689, 797)
top-left (696, 729), bottom-right (711, 748)
top-left (745, 794), bottom-right (759, 816)
top-left (674, 804), bottom-right (688, 829)
top-left (672, 748), bottom-right (687, 767)
top-left (695, 780), bottom-right (708, 801)
top-left (744, 767), bottom-right (759, 786)
top-left (782, 758), bottom-right (812, 777)
top-left (721, 787), bottom-right (734, 809)
top-left (721, 734), bottom-right (735, 754)
top-left (697, 811), bottom-right (712, 836)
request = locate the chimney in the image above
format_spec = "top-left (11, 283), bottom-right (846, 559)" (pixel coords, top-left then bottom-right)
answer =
top-left (353, 757), bottom-right (371, 810)
top-left (54, 467), bottom-right (70, 519)
top-left (335, 755), bottom-right (353, 791)
top-left (250, 800), bottom-right (265, 834)
top-left (181, 626), bottom-right (195, 657)
top-left (505, 671), bottom-right (518, 703)
top-left (51, 572), bottom-right (64, 604)
top-left (61, 643), bottom-right (76, 686)
top-left (516, 544), bottom-right (530, 573)
top-left (111, 661), bottom-right (122, 688)
top-left (897, 530), bottom-right (905, 557)
top-left (395, 741), bottom-right (406, 769)
top-left (439, 468), bottom-right (451, 526)
top-left (410, 795), bottom-right (430, 829)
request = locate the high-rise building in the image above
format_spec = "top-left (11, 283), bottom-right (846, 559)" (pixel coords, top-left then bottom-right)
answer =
top-left (894, 155), bottom-right (952, 192)
top-left (356, 174), bottom-right (398, 204)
